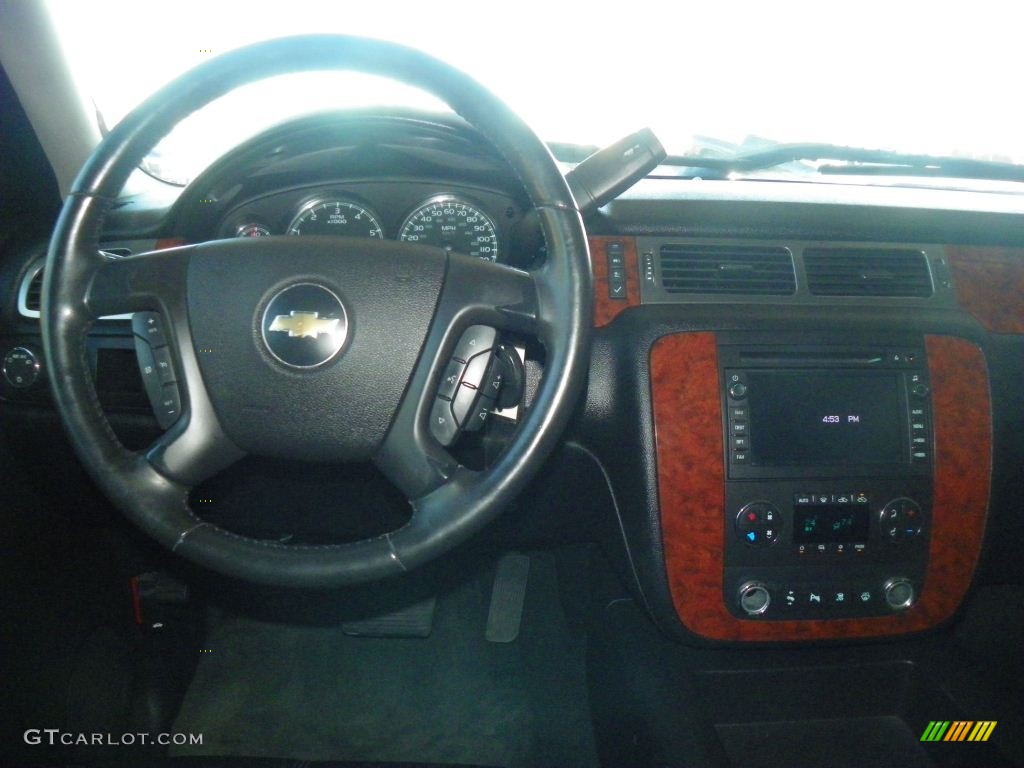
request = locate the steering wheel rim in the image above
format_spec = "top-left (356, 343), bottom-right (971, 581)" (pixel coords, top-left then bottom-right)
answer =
top-left (41, 35), bottom-right (592, 587)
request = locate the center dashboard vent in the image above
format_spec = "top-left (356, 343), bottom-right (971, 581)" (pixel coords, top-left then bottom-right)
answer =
top-left (659, 244), bottom-right (796, 295)
top-left (803, 247), bottom-right (933, 297)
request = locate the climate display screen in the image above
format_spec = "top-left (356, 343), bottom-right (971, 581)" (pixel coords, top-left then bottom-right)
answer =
top-left (747, 372), bottom-right (903, 466)
top-left (794, 505), bottom-right (870, 543)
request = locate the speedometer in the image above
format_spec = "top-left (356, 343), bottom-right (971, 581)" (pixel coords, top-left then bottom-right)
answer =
top-left (398, 197), bottom-right (499, 262)
top-left (287, 199), bottom-right (384, 239)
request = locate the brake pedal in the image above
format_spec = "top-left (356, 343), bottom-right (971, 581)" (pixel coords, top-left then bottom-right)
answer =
top-left (341, 596), bottom-right (436, 638)
top-left (486, 553), bottom-right (531, 643)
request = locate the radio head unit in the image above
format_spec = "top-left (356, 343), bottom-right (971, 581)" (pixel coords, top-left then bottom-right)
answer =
top-left (722, 345), bottom-right (932, 479)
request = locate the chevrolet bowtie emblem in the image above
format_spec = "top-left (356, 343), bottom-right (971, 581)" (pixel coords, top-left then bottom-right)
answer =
top-left (268, 311), bottom-right (340, 339)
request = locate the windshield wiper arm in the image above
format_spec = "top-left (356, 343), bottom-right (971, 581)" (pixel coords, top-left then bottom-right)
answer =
top-left (661, 143), bottom-right (1024, 183)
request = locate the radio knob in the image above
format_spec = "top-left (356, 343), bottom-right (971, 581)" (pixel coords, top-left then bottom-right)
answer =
top-left (883, 578), bottom-right (916, 610)
top-left (728, 381), bottom-right (748, 399)
top-left (738, 581), bottom-right (771, 616)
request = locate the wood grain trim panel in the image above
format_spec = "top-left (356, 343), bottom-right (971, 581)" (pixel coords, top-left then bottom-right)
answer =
top-left (652, 333), bottom-right (990, 642)
top-left (948, 245), bottom-right (1024, 333)
top-left (591, 236), bottom-right (640, 327)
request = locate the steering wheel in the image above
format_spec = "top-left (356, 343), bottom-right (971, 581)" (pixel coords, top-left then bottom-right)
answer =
top-left (41, 36), bottom-right (591, 587)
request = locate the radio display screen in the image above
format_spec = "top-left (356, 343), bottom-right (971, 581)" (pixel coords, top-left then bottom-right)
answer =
top-left (746, 372), bottom-right (903, 466)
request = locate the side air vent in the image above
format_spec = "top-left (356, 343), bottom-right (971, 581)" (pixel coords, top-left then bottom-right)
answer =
top-left (18, 264), bottom-right (44, 318)
top-left (659, 244), bottom-right (796, 295)
top-left (19, 249), bottom-right (134, 319)
top-left (804, 248), bottom-right (933, 297)
top-left (24, 266), bottom-right (43, 313)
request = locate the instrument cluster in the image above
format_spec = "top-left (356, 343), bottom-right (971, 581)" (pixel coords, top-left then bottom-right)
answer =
top-left (218, 182), bottom-right (522, 265)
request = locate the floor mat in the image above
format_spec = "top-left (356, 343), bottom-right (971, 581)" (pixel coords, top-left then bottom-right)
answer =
top-left (171, 552), bottom-right (598, 767)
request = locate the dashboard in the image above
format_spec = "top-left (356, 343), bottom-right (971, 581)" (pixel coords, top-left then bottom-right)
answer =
top-left (2, 109), bottom-right (1023, 647)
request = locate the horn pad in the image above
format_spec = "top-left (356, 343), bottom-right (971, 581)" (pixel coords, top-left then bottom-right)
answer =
top-left (186, 237), bottom-right (446, 462)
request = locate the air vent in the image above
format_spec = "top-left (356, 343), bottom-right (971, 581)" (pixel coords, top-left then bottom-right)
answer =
top-left (16, 263), bottom-right (45, 318)
top-left (659, 244), bottom-right (796, 295)
top-left (24, 267), bottom-right (43, 312)
top-left (18, 248), bottom-right (134, 319)
top-left (804, 248), bottom-right (932, 297)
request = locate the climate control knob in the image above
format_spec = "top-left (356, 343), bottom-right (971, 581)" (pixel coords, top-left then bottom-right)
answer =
top-left (883, 578), bottom-right (916, 610)
top-left (738, 581), bottom-right (771, 616)
top-left (880, 498), bottom-right (923, 542)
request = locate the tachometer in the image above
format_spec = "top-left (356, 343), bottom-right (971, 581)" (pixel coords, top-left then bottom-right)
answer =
top-left (398, 197), bottom-right (499, 261)
top-left (287, 199), bottom-right (384, 239)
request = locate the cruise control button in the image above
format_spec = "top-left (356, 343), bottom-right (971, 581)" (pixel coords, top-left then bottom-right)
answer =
top-left (132, 312), bottom-right (167, 348)
top-left (156, 383), bottom-right (181, 429)
top-left (452, 325), bottom-right (497, 363)
top-left (153, 346), bottom-right (176, 384)
top-left (136, 341), bottom-right (159, 388)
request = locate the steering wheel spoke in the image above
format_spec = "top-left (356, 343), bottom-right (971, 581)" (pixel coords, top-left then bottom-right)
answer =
top-left (83, 245), bottom-right (247, 485)
top-left (373, 254), bottom-right (540, 500)
top-left (84, 246), bottom-right (191, 319)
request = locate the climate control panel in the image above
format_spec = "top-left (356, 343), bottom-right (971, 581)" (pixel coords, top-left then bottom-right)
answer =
top-left (723, 479), bottom-right (931, 620)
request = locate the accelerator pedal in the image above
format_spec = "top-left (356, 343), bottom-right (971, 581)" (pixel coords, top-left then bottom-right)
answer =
top-left (485, 552), bottom-right (531, 643)
top-left (341, 596), bottom-right (436, 638)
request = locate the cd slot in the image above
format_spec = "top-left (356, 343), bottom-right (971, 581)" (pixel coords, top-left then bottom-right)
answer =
top-left (738, 350), bottom-right (884, 366)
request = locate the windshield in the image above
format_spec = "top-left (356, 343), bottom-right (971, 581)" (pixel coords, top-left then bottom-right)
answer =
top-left (45, 0), bottom-right (1023, 186)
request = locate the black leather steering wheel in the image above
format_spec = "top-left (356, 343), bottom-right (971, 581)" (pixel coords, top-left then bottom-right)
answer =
top-left (41, 36), bottom-right (591, 587)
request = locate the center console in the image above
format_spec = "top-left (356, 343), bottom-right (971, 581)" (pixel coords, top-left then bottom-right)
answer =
top-left (650, 331), bottom-right (991, 642)
top-left (718, 342), bottom-right (933, 620)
